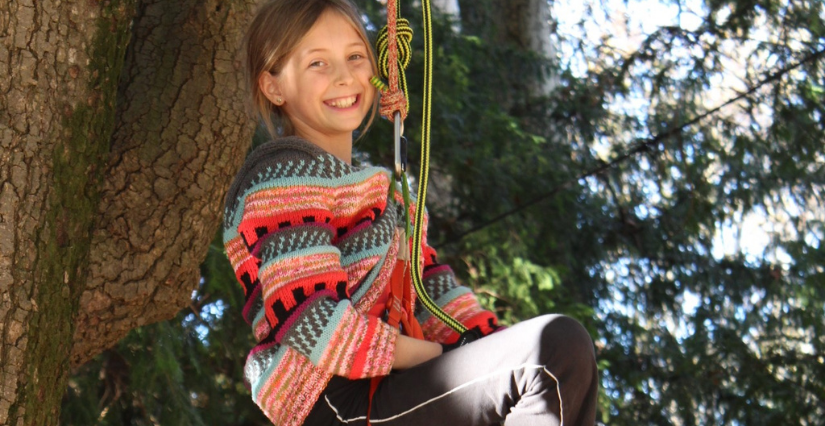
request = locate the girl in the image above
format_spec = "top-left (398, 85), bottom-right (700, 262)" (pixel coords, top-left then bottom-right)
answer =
top-left (223, 0), bottom-right (598, 425)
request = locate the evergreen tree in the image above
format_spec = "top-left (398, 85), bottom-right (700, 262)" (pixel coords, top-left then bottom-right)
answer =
top-left (61, 0), bottom-right (824, 424)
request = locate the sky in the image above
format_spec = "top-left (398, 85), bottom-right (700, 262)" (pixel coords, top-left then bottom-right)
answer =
top-left (553, 0), bottom-right (811, 269)
top-left (550, 0), bottom-right (822, 328)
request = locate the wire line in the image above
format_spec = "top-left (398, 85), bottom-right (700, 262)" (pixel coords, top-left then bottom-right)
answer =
top-left (440, 47), bottom-right (825, 247)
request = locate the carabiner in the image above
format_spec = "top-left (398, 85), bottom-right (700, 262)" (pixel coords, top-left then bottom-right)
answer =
top-left (394, 111), bottom-right (406, 177)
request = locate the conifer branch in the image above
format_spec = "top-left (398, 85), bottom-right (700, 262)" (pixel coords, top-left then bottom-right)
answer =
top-left (442, 46), bottom-right (825, 247)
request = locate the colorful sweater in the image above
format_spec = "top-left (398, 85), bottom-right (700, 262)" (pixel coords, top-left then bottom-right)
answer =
top-left (223, 137), bottom-right (499, 426)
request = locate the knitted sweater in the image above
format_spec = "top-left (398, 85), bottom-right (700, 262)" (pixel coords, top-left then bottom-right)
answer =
top-left (223, 137), bottom-right (499, 426)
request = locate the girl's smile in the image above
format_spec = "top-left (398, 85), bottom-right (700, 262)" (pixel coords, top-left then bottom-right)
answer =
top-left (325, 94), bottom-right (359, 109)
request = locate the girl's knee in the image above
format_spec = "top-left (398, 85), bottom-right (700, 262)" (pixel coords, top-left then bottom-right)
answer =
top-left (539, 314), bottom-right (596, 361)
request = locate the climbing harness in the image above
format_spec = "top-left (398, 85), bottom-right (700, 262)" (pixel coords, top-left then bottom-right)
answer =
top-left (367, 0), bottom-right (478, 422)
top-left (372, 0), bottom-right (473, 339)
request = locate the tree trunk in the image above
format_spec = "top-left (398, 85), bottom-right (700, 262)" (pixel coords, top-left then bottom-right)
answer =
top-left (458, 0), bottom-right (557, 97)
top-left (500, 0), bottom-right (557, 95)
top-left (0, 0), bottom-right (256, 424)
top-left (432, 0), bottom-right (460, 23)
top-left (72, 0), bottom-right (256, 368)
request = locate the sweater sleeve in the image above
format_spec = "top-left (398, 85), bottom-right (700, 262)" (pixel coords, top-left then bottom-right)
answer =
top-left (225, 148), bottom-right (397, 380)
top-left (409, 204), bottom-right (501, 344)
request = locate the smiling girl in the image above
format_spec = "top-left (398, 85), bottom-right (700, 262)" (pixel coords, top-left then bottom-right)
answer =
top-left (224, 1), bottom-right (598, 425)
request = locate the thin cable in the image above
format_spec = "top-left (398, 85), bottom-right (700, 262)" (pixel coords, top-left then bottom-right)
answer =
top-left (441, 47), bottom-right (825, 247)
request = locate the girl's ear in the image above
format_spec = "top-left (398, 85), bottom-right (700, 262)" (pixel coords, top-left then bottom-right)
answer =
top-left (258, 72), bottom-right (285, 106)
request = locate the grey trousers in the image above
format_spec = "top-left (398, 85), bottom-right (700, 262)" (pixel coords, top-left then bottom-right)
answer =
top-left (304, 314), bottom-right (598, 426)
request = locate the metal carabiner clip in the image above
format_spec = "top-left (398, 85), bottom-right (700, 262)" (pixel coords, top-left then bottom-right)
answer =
top-left (394, 111), bottom-right (407, 178)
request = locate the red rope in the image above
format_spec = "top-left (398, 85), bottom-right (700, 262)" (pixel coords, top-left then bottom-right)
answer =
top-left (379, 0), bottom-right (408, 121)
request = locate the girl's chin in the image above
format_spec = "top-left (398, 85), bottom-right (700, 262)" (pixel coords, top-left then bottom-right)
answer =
top-left (325, 109), bottom-right (370, 127)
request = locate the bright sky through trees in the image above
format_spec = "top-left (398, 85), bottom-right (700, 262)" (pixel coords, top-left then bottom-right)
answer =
top-left (554, 0), bottom-right (822, 322)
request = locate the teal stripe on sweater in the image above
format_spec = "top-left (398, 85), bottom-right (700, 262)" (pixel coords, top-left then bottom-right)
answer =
top-left (340, 244), bottom-right (392, 267)
top-left (349, 248), bottom-right (391, 302)
top-left (224, 167), bottom-right (391, 241)
top-left (252, 306), bottom-right (266, 334)
top-left (250, 345), bottom-right (288, 401)
top-left (247, 166), bottom-right (388, 192)
top-left (259, 245), bottom-right (342, 273)
top-left (309, 300), bottom-right (351, 365)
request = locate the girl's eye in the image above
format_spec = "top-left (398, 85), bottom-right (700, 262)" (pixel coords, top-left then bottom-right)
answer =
top-left (309, 60), bottom-right (324, 68)
top-left (349, 53), bottom-right (364, 61)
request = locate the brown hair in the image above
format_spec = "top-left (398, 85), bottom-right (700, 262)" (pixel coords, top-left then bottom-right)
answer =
top-left (243, 0), bottom-right (378, 139)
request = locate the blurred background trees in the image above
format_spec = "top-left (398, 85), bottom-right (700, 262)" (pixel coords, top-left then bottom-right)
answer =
top-left (59, 0), bottom-right (824, 424)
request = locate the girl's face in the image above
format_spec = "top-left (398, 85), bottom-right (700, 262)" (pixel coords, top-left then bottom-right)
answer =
top-left (262, 10), bottom-right (375, 148)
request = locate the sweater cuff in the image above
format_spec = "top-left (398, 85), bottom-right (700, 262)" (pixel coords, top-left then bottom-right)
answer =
top-left (314, 303), bottom-right (397, 379)
top-left (420, 292), bottom-right (499, 344)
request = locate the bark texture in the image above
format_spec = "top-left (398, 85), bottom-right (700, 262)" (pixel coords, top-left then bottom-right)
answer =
top-left (72, 0), bottom-right (256, 368)
top-left (1, 1), bottom-right (136, 424)
top-left (0, 0), bottom-right (256, 423)
top-left (497, 0), bottom-right (555, 62)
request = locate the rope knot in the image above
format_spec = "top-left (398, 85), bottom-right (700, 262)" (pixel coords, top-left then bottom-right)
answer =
top-left (376, 18), bottom-right (413, 78)
top-left (379, 90), bottom-right (408, 121)
top-left (374, 17), bottom-right (412, 121)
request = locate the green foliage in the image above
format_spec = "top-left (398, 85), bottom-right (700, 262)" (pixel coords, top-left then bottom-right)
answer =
top-left (61, 234), bottom-right (267, 426)
top-left (551, 0), bottom-right (825, 423)
top-left (63, 0), bottom-right (824, 425)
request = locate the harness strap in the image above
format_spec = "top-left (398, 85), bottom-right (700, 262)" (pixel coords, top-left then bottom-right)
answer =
top-left (368, 232), bottom-right (423, 424)
top-left (368, 0), bottom-right (469, 421)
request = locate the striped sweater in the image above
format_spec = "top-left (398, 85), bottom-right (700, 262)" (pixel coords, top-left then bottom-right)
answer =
top-left (223, 137), bottom-right (499, 426)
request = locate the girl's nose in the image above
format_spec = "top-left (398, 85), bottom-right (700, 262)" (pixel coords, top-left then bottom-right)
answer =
top-left (334, 62), bottom-right (355, 86)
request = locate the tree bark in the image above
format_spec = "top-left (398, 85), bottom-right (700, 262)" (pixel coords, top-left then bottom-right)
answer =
top-left (72, 0), bottom-right (256, 368)
top-left (0, 0), bottom-right (256, 423)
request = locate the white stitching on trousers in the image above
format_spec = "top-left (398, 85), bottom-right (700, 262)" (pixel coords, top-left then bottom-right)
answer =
top-left (325, 363), bottom-right (564, 425)
top-left (324, 395), bottom-right (368, 423)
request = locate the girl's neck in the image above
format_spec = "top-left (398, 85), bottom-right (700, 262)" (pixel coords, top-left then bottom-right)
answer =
top-left (295, 128), bottom-right (353, 165)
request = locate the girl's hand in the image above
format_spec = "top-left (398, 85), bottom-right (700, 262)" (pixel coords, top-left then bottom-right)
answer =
top-left (392, 333), bottom-right (443, 369)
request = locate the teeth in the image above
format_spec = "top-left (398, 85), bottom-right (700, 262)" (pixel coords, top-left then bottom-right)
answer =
top-left (328, 96), bottom-right (356, 108)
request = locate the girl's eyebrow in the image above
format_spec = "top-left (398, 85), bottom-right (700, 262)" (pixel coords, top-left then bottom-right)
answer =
top-left (302, 47), bottom-right (329, 56)
top-left (301, 42), bottom-right (365, 58)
